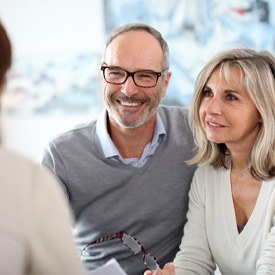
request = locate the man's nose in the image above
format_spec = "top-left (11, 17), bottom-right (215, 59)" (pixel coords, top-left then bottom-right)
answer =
top-left (120, 75), bottom-right (139, 97)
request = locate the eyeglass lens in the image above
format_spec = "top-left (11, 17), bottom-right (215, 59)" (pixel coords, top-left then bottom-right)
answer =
top-left (121, 233), bottom-right (141, 254)
top-left (121, 233), bottom-right (159, 270)
top-left (144, 254), bottom-right (159, 270)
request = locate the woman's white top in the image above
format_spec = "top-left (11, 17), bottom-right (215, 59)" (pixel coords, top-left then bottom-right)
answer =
top-left (174, 164), bottom-right (275, 275)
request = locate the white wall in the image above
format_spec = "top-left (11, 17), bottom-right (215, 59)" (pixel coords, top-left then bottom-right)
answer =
top-left (0, 0), bottom-right (104, 161)
top-left (1, 114), bottom-right (95, 161)
top-left (0, 0), bottom-right (105, 56)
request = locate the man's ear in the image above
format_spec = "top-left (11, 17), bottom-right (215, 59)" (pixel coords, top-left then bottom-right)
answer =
top-left (162, 71), bottom-right (172, 97)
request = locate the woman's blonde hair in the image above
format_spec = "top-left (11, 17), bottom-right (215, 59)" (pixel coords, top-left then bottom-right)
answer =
top-left (188, 48), bottom-right (275, 180)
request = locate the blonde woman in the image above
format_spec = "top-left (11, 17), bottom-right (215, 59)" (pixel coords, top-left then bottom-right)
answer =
top-left (145, 48), bottom-right (275, 275)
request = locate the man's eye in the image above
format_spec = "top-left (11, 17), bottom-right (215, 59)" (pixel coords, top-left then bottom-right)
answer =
top-left (108, 70), bottom-right (124, 78)
top-left (137, 72), bottom-right (155, 80)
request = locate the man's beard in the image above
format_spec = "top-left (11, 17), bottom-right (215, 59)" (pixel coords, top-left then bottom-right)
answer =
top-left (104, 88), bottom-right (163, 128)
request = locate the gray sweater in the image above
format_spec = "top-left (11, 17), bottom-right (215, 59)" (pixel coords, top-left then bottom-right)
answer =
top-left (42, 105), bottom-right (197, 275)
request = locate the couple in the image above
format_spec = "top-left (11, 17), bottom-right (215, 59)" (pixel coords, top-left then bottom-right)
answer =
top-left (41, 23), bottom-right (275, 274)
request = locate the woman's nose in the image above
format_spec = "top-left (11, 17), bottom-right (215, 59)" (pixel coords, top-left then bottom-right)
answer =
top-left (204, 97), bottom-right (222, 115)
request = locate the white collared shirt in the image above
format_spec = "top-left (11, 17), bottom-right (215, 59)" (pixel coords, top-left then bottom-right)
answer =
top-left (96, 110), bottom-right (166, 167)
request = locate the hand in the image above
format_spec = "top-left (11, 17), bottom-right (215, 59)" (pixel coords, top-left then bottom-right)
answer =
top-left (144, 263), bottom-right (175, 275)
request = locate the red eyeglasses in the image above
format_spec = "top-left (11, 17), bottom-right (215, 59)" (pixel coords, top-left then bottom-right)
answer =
top-left (81, 231), bottom-right (159, 271)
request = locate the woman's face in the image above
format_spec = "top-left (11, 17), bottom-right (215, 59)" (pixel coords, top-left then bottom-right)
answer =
top-left (199, 66), bottom-right (262, 152)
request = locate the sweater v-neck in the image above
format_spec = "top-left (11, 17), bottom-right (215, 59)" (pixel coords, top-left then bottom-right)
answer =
top-left (223, 168), bottom-right (266, 245)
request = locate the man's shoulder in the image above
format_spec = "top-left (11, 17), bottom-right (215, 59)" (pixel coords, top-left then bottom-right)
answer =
top-left (158, 105), bottom-right (188, 117)
top-left (51, 119), bottom-right (97, 145)
top-left (158, 105), bottom-right (189, 127)
top-left (158, 104), bottom-right (188, 112)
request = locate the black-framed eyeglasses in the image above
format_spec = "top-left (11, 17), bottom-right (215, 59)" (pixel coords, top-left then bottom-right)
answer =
top-left (101, 65), bottom-right (168, 88)
top-left (81, 231), bottom-right (159, 271)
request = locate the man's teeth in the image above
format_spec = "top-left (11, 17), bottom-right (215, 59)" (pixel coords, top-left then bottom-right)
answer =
top-left (120, 101), bottom-right (141, 106)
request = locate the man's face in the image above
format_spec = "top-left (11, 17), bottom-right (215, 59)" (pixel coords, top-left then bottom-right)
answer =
top-left (102, 30), bottom-right (171, 129)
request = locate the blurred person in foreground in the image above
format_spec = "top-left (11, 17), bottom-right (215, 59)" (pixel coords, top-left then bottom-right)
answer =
top-left (145, 48), bottom-right (275, 275)
top-left (42, 23), bottom-right (197, 275)
top-left (0, 20), bottom-right (84, 275)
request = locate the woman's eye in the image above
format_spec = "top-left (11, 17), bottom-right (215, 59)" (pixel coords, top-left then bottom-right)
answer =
top-left (227, 94), bottom-right (238, 101)
top-left (202, 89), bottom-right (212, 97)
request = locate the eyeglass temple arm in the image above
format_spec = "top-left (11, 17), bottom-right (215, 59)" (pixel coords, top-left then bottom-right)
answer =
top-left (88, 231), bottom-right (125, 245)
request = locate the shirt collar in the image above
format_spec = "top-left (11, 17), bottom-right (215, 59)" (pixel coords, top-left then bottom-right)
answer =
top-left (96, 110), bottom-right (166, 159)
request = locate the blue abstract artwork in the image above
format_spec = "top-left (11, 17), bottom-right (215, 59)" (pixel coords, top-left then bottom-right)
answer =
top-left (4, 0), bottom-right (275, 115)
